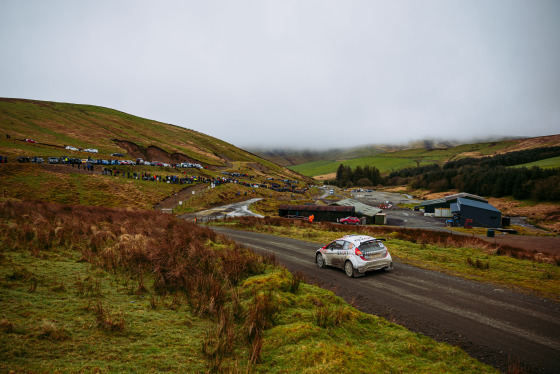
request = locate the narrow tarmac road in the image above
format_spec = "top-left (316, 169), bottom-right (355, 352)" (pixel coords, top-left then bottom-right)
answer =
top-left (210, 227), bottom-right (560, 374)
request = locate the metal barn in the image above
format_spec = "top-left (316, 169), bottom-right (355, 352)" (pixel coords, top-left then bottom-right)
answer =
top-left (450, 197), bottom-right (502, 228)
top-left (420, 193), bottom-right (488, 216)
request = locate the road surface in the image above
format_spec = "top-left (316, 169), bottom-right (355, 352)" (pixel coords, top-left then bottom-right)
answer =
top-left (180, 198), bottom-right (263, 222)
top-left (211, 227), bottom-right (560, 374)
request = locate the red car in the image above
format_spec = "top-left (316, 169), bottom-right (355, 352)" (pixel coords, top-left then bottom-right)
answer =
top-left (25, 138), bottom-right (36, 143)
top-left (340, 216), bottom-right (361, 225)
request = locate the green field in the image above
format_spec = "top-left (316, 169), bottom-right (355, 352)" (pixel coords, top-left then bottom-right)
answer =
top-left (289, 155), bottom-right (441, 177)
top-left (513, 156), bottom-right (560, 169)
top-left (288, 140), bottom-right (534, 177)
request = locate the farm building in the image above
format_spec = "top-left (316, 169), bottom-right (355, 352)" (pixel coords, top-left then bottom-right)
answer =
top-left (450, 197), bottom-right (502, 228)
top-left (330, 198), bottom-right (382, 224)
top-left (420, 193), bottom-right (488, 217)
top-left (278, 204), bottom-right (354, 222)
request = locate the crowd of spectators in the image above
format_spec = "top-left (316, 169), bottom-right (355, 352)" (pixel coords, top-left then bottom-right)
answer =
top-left (101, 168), bottom-right (308, 193)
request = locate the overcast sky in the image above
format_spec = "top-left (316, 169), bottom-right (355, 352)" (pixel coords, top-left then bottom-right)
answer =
top-left (1, 1), bottom-right (559, 149)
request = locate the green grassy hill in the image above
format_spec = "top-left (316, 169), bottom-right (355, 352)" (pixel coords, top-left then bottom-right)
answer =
top-left (0, 98), bottom-right (313, 210)
top-left (289, 136), bottom-right (560, 177)
top-left (250, 141), bottom-right (467, 167)
top-left (513, 156), bottom-right (560, 169)
top-left (0, 98), bottom-right (302, 179)
top-left (249, 145), bottom-right (391, 167)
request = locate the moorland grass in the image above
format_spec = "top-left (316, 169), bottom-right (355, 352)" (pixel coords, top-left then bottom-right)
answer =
top-left (0, 200), bottom-right (494, 373)
top-left (0, 163), bottom-right (189, 209)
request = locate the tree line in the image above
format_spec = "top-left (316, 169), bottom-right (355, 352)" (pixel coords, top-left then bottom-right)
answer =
top-left (329, 164), bottom-right (382, 188)
top-left (402, 165), bottom-right (560, 201)
top-left (330, 146), bottom-right (560, 201)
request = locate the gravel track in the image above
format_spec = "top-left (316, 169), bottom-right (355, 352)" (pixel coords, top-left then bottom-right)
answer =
top-left (210, 227), bottom-right (560, 373)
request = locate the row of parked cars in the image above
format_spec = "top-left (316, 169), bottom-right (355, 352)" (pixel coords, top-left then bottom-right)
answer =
top-left (65, 145), bottom-right (98, 153)
top-left (22, 139), bottom-right (98, 154)
top-left (17, 156), bottom-right (94, 164)
top-left (16, 156), bottom-right (204, 169)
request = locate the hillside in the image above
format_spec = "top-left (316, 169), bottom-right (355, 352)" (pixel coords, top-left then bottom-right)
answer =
top-left (249, 140), bottom-right (477, 167)
top-left (0, 98), bottom-right (304, 181)
top-left (0, 98), bottom-right (316, 210)
top-left (288, 135), bottom-right (560, 178)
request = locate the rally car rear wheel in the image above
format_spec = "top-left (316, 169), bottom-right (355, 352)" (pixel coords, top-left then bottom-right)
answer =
top-left (344, 261), bottom-right (355, 277)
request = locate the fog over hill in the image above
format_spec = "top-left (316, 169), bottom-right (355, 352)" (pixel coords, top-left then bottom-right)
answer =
top-left (249, 136), bottom-right (523, 167)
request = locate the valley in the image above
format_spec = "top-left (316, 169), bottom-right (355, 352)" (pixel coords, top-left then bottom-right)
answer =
top-left (1, 98), bottom-right (559, 373)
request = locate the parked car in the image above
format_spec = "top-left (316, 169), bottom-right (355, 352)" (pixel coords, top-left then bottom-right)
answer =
top-left (340, 216), bottom-right (361, 225)
top-left (316, 234), bottom-right (393, 277)
top-left (84, 148), bottom-right (98, 153)
top-left (31, 157), bottom-right (44, 163)
top-left (65, 146), bottom-right (78, 151)
top-left (25, 139), bottom-right (36, 143)
top-left (111, 153), bottom-right (124, 157)
top-left (48, 157), bottom-right (60, 164)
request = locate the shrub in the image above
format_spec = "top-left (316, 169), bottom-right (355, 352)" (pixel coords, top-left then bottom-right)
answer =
top-left (245, 290), bottom-right (279, 363)
top-left (94, 301), bottom-right (125, 332)
top-left (37, 320), bottom-right (69, 341)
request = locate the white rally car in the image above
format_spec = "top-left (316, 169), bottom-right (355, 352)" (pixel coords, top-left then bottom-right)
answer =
top-left (315, 234), bottom-right (393, 277)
